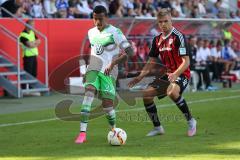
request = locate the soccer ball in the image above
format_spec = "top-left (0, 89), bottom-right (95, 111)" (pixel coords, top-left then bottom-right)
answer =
top-left (107, 128), bottom-right (127, 146)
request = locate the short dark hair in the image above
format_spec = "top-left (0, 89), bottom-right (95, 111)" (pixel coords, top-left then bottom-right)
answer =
top-left (93, 5), bottom-right (107, 16)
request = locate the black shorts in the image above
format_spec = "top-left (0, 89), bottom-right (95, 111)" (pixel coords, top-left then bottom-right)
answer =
top-left (149, 74), bottom-right (189, 99)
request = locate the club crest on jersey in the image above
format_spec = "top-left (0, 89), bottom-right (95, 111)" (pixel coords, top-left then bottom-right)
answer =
top-left (94, 44), bottom-right (104, 55)
top-left (169, 38), bottom-right (173, 45)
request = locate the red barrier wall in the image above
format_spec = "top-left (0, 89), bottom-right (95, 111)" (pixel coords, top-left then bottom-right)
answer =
top-left (1, 18), bottom-right (240, 92)
top-left (0, 18), bottom-right (93, 88)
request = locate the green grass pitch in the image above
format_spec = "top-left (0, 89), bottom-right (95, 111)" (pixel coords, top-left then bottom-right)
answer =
top-left (0, 84), bottom-right (240, 160)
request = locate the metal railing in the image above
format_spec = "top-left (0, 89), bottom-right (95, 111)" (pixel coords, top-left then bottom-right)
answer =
top-left (0, 25), bottom-right (21, 97)
top-left (0, 7), bottom-right (49, 89)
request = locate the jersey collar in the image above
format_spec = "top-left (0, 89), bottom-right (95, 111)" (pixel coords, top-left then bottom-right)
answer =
top-left (162, 27), bottom-right (174, 40)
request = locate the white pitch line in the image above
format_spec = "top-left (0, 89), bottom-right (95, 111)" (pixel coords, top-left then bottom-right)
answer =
top-left (229, 89), bottom-right (240, 92)
top-left (0, 118), bottom-right (58, 127)
top-left (0, 95), bottom-right (240, 128)
top-left (119, 95), bottom-right (240, 112)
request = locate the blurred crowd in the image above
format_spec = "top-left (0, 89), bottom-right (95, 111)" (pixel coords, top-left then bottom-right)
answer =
top-left (1, 0), bottom-right (240, 19)
top-left (121, 34), bottom-right (240, 91)
top-left (188, 36), bottom-right (240, 90)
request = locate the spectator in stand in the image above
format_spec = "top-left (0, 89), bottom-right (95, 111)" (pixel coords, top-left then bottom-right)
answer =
top-left (171, 0), bottom-right (185, 17)
top-left (182, 0), bottom-right (193, 18)
top-left (232, 41), bottom-right (240, 58)
top-left (196, 39), bottom-right (215, 90)
top-left (122, 0), bottom-right (133, 11)
top-left (194, 0), bottom-right (206, 16)
top-left (43, 0), bottom-right (57, 18)
top-left (57, 7), bottom-right (67, 18)
top-left (188, 35), bottom-right (199, 91)
top-left (236, 9), bottom-right (240, 19)
top-left (56, 0), bottom-right (68, 10)
top-left (217, 10), bottom-right (227, 19)
top-left (1, 0), bottom-right (24, 17)
top-left (93, 0), bottom-right (109, 12)
top-left (133, 0), bottom-right (143, 17)
top-left (22, 0), bottom-right (32, 16)
top-left (189, 36), bottom-right (198, 71)
top-left (156, 0), bottom-right (172, 10)
top-left (67, 6), bottom-right (76, 18)
top-left (229, 10), bottom-right (237, 19)
top-left (231, 41), bottom-right (240, 70)
top-left (210, 0), bottom-right (222, 17)
top-left (123, 0), bottom-right (137, 17)
top-left (30, 0), bottom-right (45, 18)
top-left (190, 5), bottom-right (201, 18)
top-left (221, 39), bottom-right (238, 73)
top-left (171, 7), bottom-right (180, 18)
top-left (76, 0), bottom-right (92, 18)
top-left (210, 40), bottom-right (224, 81)
top-left (109, 0), bottom-right (124, 17)
top-left (142, 0), bottom-right (157, 17)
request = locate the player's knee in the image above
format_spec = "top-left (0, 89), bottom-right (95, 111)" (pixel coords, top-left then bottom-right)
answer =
top-left (167, 90), bottom-right (179, 100)
top-left (102, 99), bottom-right (114, 108)
top-left (85, 85), bottom-right (96, 93)
top-left (143, 97), bottom-right (154, 105)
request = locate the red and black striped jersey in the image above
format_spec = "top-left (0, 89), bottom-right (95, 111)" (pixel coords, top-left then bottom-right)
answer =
top-left (149, 27), bottom-right (190, 79)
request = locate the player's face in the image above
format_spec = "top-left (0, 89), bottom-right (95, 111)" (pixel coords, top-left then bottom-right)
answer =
top-left (93, 13), bottom-right (107, 31)
top-left (157, 15), bottom-right (172, 34)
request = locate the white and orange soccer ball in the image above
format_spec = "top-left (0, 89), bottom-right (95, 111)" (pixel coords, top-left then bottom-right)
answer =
top-left (107, 128), bottom-right (127, 146)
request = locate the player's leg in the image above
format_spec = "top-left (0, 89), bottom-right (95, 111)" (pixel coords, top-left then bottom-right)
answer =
top-left (102, 99), bottom-right (116, 129)
top-left (142, 86), bottom-right (165, 136)
top-left (99, 73), bottom-right (117, 129)
top-left (167, 76), bottom-right (197, 136)
top-left (75, 71), bottom-right (99, 144)
top-left (142, 76), bottom-right (170, 136)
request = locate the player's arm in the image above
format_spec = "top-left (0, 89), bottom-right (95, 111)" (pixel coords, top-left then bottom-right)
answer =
top-left (105, 28), bottom-right (134, 75)
top-left (112, 46), bottom-right (134, 66)
top-left (173, 56), bottom-right (189, 76)
top-left (104, 46), bottom-right (134, 75)
top-left (140, 58), bottom-right (159, 77)
top-left (168, 35), bottom-right (189, 82)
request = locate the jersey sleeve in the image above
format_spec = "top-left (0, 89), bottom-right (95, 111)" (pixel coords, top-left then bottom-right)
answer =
top-left (175, 34), bottom-right (188, 56)
top-left (113, 28), bottom-right (131, 50)
top-left (149, 37), bottom-right (158, 58)
top-left (20, 36), bottom-right (29, 46)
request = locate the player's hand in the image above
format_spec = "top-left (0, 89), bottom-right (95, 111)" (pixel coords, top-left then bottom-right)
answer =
top-left (82, 74), bottom-right (86, 83)
top-left (104, 63), bottom-right (114, 75)
top-left (128, 76), bottom-right (143, 88)
top-left (167, 73), bottom-right (177, 83)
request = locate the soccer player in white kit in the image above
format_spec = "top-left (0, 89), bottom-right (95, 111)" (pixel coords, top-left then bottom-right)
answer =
top-left (75, 5), bottom-right (133, 144)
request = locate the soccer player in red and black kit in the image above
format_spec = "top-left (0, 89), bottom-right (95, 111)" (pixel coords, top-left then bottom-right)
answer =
top-left (128, 8), bottom-right (197, 137)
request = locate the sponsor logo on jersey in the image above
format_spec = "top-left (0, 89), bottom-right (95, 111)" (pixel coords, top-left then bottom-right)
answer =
top-left (159, 47), bottom-right (172, 52)
top-left (94, 44), bottom-right (104, 55)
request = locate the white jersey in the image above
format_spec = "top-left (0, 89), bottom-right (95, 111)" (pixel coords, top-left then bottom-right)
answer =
top-left (87, 25), bottom-right (130, 78)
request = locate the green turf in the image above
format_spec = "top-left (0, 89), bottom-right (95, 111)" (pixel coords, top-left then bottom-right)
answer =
top-left (0, 85), bottom-right (240, 160)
